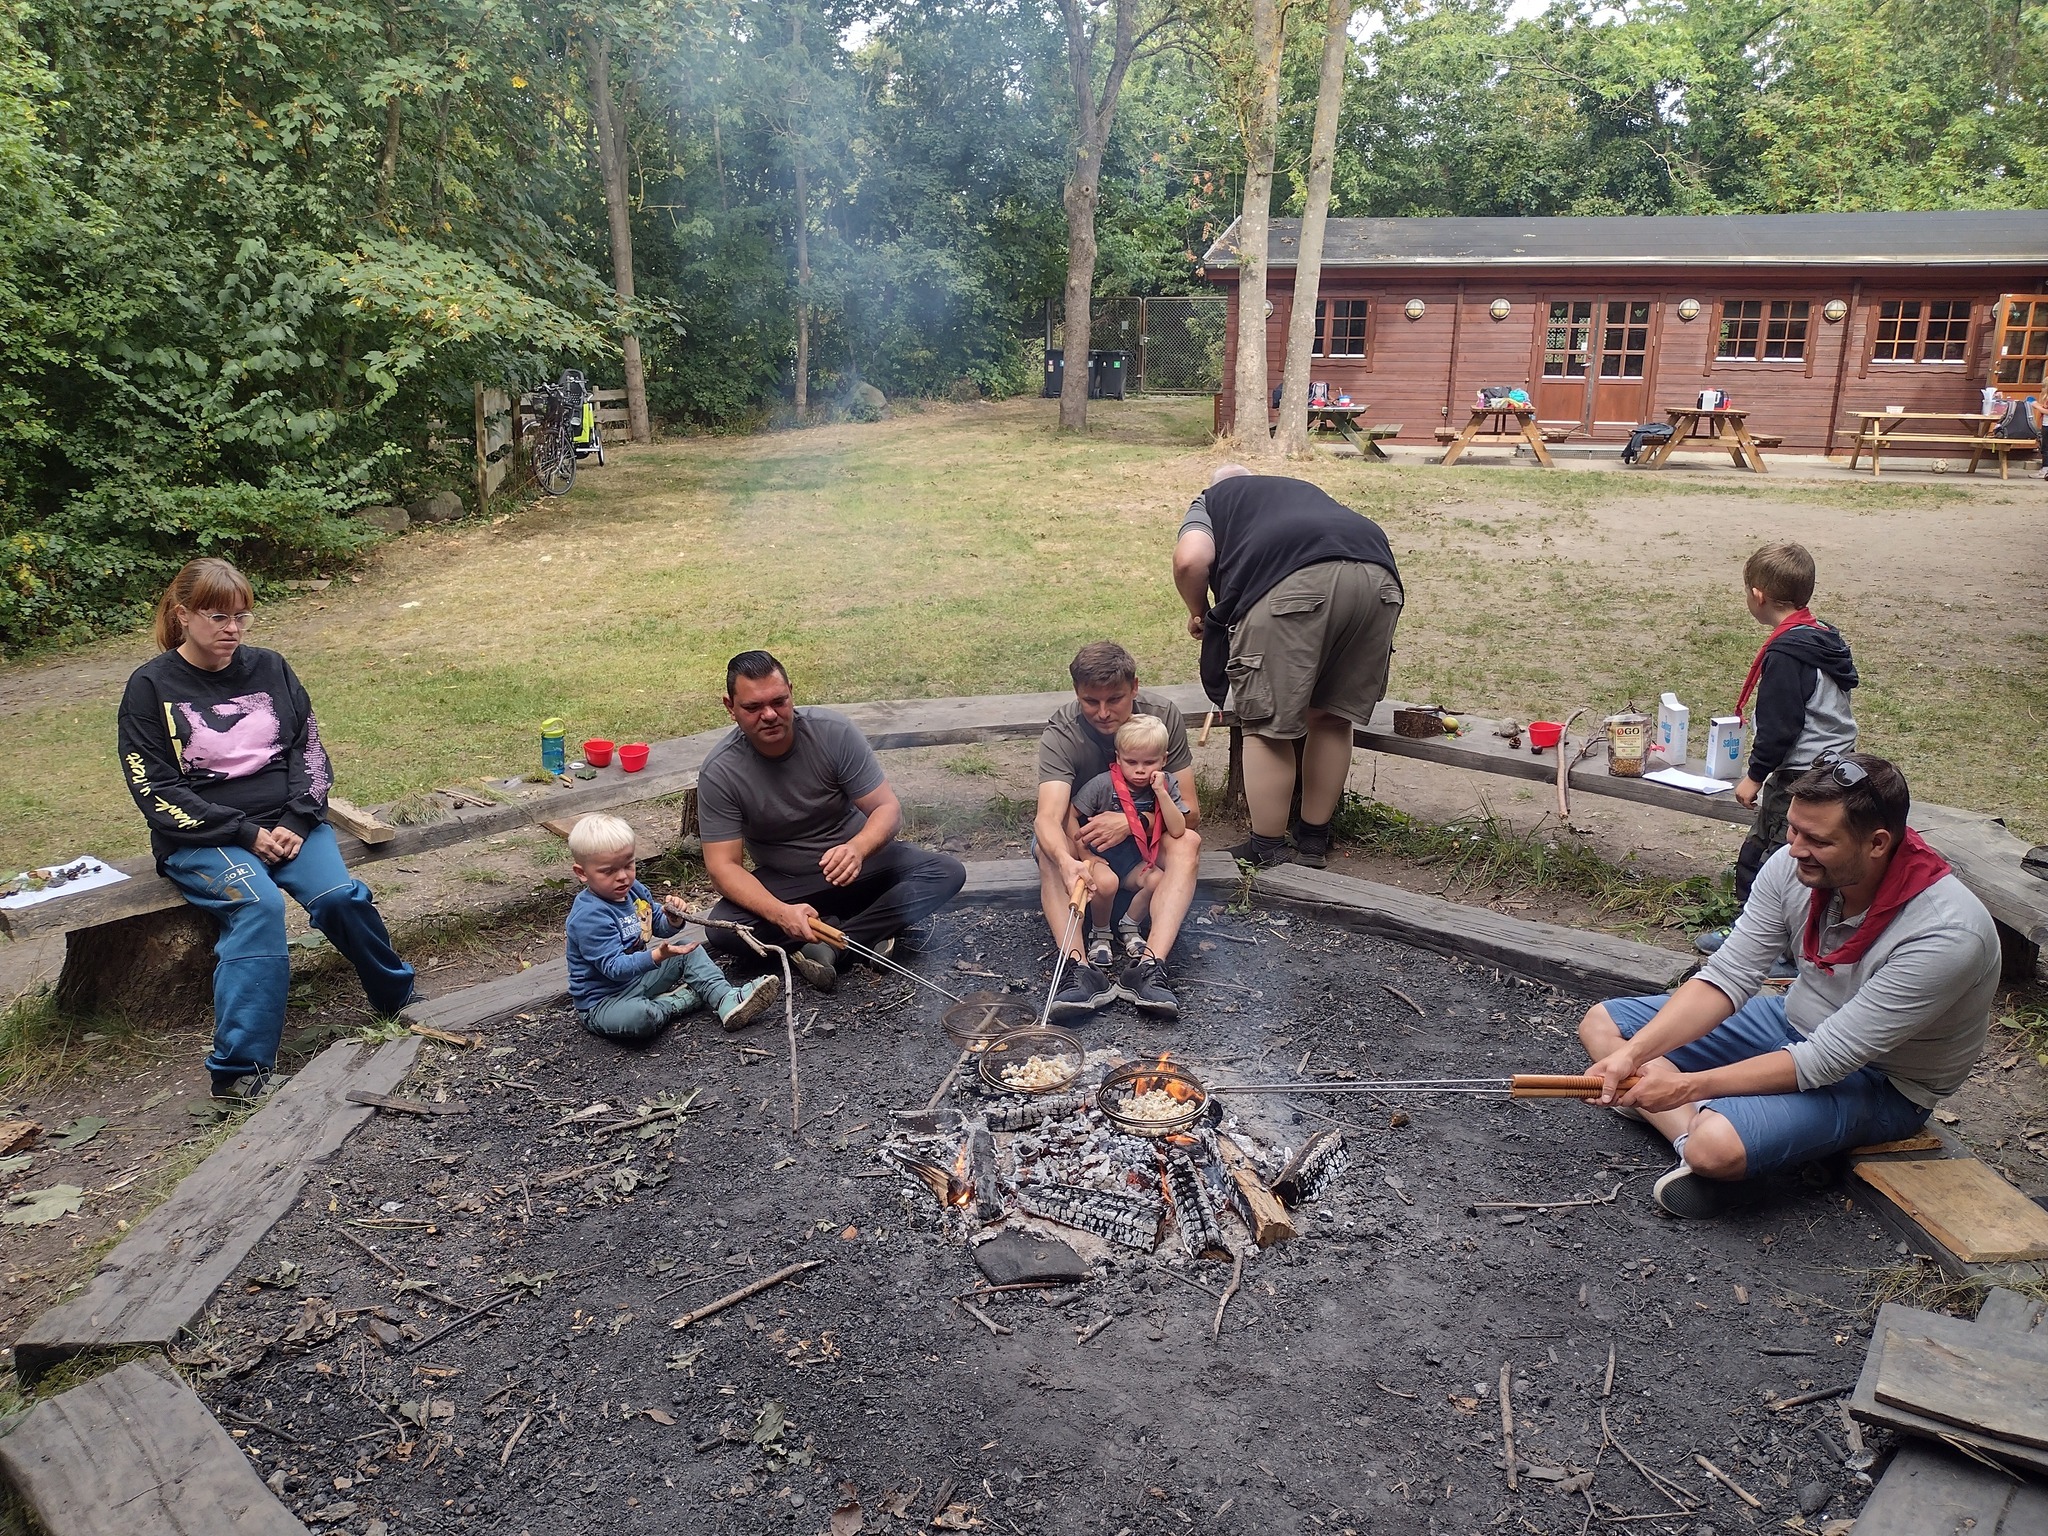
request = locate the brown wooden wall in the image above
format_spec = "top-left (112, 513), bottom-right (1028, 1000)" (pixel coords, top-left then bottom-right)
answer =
top-left (1208, 263), bottom-right (2048, 453)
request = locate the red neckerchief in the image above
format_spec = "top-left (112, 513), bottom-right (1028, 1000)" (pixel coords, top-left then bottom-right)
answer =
top-left (1802, 829), bottom-right (1951, 974)
top-left (1110, 764), bottom-right (1165, 868)
top-left (1735, 608), bottom-right (1820, 722)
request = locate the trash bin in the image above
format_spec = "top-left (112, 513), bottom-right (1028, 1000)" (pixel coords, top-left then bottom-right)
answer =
top-left (1089, 350), bottom-right (1131, 401)
top-left (1042, 349), bottom-right (1064, 399)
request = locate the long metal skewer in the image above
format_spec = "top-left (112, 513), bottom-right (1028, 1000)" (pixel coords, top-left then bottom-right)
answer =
top-left (1209, 1073), bottom-right (1642, 1100)
top-left (1036, 876), bottom-right (1090, 1030)
top-left (805, 918), bottom-right (967, 1004)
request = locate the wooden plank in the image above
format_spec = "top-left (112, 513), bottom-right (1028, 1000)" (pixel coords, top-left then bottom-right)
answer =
top-left (0, 1360), bottom-right (308, 1536)
top-left (1978, 1287), bottom-right (2047, 1335)
top-left (11, 1036), bottom-right (419, 1379)
top-left (1850, 1305), bottom-right (2048, 1477)
top-left (401, 958), bottom-right (569, 1033)
top-left (1875, 1330), bottom-right (2048, 1448)
top-left (324, 795), bottom-right (395, 845)
top-left (1852, 1131), bottom-right (1945, 1156)
top-left (1250, 862), bottom-right (1694, 996)
top-left (1852, 1441), bottom-right (2040, 1536)
top-left (1853, 1159), bottom-right (2048, 1264)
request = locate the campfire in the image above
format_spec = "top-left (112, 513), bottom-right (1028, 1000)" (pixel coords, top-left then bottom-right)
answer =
top-left (881, 1047), bottom-right (1349, 1263)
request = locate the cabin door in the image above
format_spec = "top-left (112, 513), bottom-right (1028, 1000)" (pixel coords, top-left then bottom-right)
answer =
top-left (1992, 294), bottom-right (2048, 390)
top-left (1536, 300), bottom-right (1594, 426)
top-left (1591, 298), bottom-right (1654, 426)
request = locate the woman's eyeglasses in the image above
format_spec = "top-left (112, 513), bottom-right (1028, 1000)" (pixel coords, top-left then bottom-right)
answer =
top-left (198, 611), bottom-right (255, 629)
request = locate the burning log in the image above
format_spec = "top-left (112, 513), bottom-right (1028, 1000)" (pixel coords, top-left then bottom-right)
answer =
top-left (1015, 1181), bottom-right (1165, 1252)
top-left (1273, 1130), bottom-right (1348, 1207)
top-left (985, 1092), bottom-right (1090, 1132)
top-left (1214, 1136), bottom-right (1296, 1248)
top-left (1162, 1148), bottom-right (1231, 1261)
top-left (881, 1147), bottom-right (957, 1206)
top-left (965, 1121), bottom-right (1004, 1222)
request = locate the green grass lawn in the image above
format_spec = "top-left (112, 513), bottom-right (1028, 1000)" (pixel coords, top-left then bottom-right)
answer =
top-left (4, 393), bottom-right (2043, 872)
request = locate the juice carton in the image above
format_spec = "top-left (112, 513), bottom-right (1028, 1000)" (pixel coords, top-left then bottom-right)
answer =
top-left (1704, 716), bottom-right (1743, 779)
top-left (1655, 693), bottom-right (1690, 768)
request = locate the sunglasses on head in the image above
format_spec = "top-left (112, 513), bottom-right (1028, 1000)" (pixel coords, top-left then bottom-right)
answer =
top-left (1811, 753), bottom-right (1867, 788)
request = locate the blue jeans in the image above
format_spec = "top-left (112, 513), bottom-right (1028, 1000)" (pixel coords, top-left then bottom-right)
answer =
top-left (162, 824), bottom-right (414, 1091)
top-left (578, 950), bottom-right (730, 1043)
top-left (1605, 992), bottom-right (1929, 1177)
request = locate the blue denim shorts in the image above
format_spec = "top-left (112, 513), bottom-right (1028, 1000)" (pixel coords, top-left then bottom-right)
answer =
top-left (1604, 992), bottom-right (1930, 1177)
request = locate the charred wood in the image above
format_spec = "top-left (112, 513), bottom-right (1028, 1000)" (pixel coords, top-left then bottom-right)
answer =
top-left (1016, 1181), bottom-right (1164, 1252)
top-left (1273, 1130), bottom-right (1348, 1206)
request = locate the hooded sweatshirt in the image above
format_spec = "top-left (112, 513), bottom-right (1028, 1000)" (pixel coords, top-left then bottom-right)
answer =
top-left (1747, 622), bottom-right (1857, 781)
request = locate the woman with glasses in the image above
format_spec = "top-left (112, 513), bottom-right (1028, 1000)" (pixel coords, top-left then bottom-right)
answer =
top-left (117, 557), bottom-right (414, 1099)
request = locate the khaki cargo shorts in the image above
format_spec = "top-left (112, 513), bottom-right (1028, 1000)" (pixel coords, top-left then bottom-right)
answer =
top-left (1226, 559), bottom-right (1403, 738)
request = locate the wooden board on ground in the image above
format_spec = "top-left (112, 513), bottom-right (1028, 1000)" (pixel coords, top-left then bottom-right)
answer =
top-left (1853, 1158), bottom-right (2048, 1264)
top-left (0, 1359), bottom-right (307, 1536)
top-left (1849, 1304), bottom-right (2048, 1476)
top-left (11, 1036), bottom-right (419, 1379)
top-left (1978, 1287), bottom-right (2048, 1335)
top-left (1251, 862), bottom-right (1694, 996)
top-left (401, 958), bottom-right (570, 1035)
top-left (1874, 1330), bottom-right (2048, 1449)
top-left (1852, 1131), bottom-right (1945, 1156)
top-left (1852, 1441), bottom-right (2048, 1536)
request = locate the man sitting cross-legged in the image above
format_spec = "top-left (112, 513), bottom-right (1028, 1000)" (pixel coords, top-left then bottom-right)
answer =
top-left (1579, 753), bottom-right (1999, 1218)
top-left (1032, 641), bottom-right (1202, 1020)
top-left (699, 650), bottom-right (967, 991)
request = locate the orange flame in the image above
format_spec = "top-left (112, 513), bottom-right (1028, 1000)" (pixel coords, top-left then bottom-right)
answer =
top-left (948, 1141), bottom-right (974, 1207)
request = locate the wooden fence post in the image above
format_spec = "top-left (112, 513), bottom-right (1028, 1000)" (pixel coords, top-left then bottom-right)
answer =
top-left (473, 381), bottom-right (487, 513)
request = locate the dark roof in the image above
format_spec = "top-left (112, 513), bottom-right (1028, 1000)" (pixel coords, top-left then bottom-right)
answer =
top-left (1202, 211), bottom-right (2048, 270)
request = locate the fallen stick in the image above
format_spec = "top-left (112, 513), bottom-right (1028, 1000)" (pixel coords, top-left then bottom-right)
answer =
top-left (670, 1259), bottom-right (824, 1331)
top-left (1374, 1381), bottom-right (1418, 1400)
top-left (410, 1023), bottom-right (485, 1049)
top-left (1501, 1362), bottom-right (1518, 1492)
top-left (1602, 1340), bottom-right (1616, 1398)
top-left (1211, 1250), bottom-right (1243, 1342)
top-left (924, 1047), bottom-right (974, 1113)
top-left (1693, 1454), bottom-right (1762, 1509)
top-left (1383, 984), bottom-right (1426, 1017)
top-left (1600, 1403), bottom-right (1694, 1511)
top-left (1076, 1314), bottom-right (1117, 1344)
top-left (1470, 1182), bottom-right (1624, 1213)
top-left (591, 1090), bottom-right (704, 1139)
top-left (407, 1293), bottom-right (514, 1355)
top-left (957, 1299), bottom-right (1012, 1337)
top-left (1766, 1383), bottom-right (1852, 1412)
top-left (499, 1410), bottom-right (534, 1467)
top-left (346, 1089), bottom-right (468, 1117)
top-left (665, 906), bottom-right (804, 1128)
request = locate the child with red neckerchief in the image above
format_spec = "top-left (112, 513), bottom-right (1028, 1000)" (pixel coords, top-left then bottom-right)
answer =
top-left (1063, 715), bottom-right (1190, 1014)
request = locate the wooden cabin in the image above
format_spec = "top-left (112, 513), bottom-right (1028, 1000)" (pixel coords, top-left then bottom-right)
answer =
top-left (1202, 211), bottom-right (2048, 453)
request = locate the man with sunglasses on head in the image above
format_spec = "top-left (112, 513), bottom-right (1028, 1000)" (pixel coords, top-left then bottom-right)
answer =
top-left (1578, 753), bottom-right (2000, 1218)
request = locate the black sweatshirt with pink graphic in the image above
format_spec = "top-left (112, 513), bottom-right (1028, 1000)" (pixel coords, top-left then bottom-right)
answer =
top-left (117, 646), bottom-right (333, 866)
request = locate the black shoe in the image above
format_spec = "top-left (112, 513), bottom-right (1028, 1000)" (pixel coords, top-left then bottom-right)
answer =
top-left (1290, 819), bottom-right (1332, 869)
top-left (212, 1070), bottom-right (287, 1103)
top-left (1047, 962), bottom-right (1116, 1021)
top-left (1226, 833), bottom-right (1293, 869)
top-left (791, 941), bottom-right (839, 993)
top-left (1117, 955), bottom-right (1180, 1020)
top-left (1652, 1162), bottom-right (1753, 1219)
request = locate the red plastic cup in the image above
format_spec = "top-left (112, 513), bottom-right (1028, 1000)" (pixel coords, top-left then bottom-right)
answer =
top-left (583, 738), bottom-right (614, 768)
top-left (619, 742), bottom-right (649, 773)
top-left (1528, 720), bottom-right (1563, 750)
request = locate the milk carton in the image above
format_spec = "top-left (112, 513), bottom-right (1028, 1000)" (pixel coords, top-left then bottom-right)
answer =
top-left (1655, 693), bottom-right (1690, 768)
top-left (1704, 716), bottom-right (1744, 779)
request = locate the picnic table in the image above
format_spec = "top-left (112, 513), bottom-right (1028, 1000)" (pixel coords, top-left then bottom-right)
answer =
top-left (1303, 402), bottom-right (1395, 460)
top-left (1436, 402), bottom-right (1555, 468)
top-left (1845, 411), bottom-right (2033, 479)
top-left (1642, 405), bottom-right (1768, 472)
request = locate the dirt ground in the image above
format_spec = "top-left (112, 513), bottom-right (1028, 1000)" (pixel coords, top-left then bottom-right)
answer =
top-left (180, 903), bottom-right (1917, 1536)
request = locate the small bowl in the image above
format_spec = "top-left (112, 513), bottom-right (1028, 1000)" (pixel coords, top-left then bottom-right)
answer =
top-left (1528, 720), bottom-right (1563, 749)
top-left (1885, 405), bottom-right (1905, 414)
top-left (977, 1027), bottom-right (1085, 1095)
top-left (583, 738), bottom-right (614, 768)
top-left (941, 996), bottom-right (1038, 1051)
top-left (1098, 1058), bottom-right (1209, 1137)
top-left (619, 742), bottom-right (649, 773)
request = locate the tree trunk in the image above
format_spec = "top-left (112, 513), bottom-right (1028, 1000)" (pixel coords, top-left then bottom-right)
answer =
top-left (588, 31), bottom-right (651, 444)
top-left (791, 9), bottom-right (811, 418)
top-left (1055, 0), bottom-right (1145, 434)
top-left (1230, 0), bottom-right (1284, 443)
top-left (1273, 0), bottom-right (1351, 458)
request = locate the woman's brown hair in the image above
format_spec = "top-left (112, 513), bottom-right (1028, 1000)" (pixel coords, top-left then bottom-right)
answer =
top-left (153, 558), bottom-right (255, 652)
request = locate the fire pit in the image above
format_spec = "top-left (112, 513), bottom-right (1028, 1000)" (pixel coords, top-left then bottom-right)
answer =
top-left (1097, 1057), bottom-right (1209, 1137)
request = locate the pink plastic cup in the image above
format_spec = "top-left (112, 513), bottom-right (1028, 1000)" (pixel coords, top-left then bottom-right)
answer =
top-left (619, 742), bottom-right (649, 773)
top-left (583, 739), bottom-right (614, 768)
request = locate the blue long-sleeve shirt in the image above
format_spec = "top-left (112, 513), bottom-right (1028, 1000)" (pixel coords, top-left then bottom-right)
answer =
top-left (565, 882), bottom-right (678, 1010)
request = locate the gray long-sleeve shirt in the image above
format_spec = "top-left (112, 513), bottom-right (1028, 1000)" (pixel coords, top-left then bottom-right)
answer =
top-left (1696, 847), bottom-right (2000, 1107)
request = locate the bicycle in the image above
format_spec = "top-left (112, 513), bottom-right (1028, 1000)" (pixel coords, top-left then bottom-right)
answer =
top-left (526, 376), bottom-right (583, 496)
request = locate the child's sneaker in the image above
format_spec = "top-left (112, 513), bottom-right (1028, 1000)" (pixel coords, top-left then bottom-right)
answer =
top-left (1115, 918), bottom-right (1145, 959)
top-left (1086, 936), bottom-right (1114, 969)
top-left (716, 974), bottom-right (781, 1031)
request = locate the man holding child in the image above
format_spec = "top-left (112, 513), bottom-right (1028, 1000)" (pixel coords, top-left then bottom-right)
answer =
top-left (1033, 641), bottom-right (1202, 1021)
top-left (698, 650), bottom-right (967, 991)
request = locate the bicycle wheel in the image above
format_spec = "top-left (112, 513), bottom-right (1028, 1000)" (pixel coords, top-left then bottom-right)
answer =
top-left (535, 422), bottom-right (576, 496)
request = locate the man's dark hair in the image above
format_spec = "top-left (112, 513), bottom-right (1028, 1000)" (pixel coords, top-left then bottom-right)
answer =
top-left (725, 649), bottom-right (789, 697)
top-left (1787, 752), bottom-right (1910, 843)
top-left (1069, 641), bottom-right (1137, 691)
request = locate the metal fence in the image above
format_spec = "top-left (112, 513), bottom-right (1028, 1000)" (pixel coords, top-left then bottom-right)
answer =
top-left (1049, 295), bottom-right (1227, 394)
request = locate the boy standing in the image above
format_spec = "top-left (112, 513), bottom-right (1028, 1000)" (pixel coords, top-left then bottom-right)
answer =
top-left (566, 814), bottom-right (779, 1042)
top-left (1697, 544), bottom-right (1858, 955)
top-left (1059, 715), bottom-right (1190, 1018)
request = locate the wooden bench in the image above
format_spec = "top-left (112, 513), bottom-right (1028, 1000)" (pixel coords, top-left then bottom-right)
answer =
top-left (1845, 411), bottom-right (2036, 478)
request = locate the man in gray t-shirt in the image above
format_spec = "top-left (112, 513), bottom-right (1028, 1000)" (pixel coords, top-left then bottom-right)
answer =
top-left (699, 651), bottom-right (966, 991)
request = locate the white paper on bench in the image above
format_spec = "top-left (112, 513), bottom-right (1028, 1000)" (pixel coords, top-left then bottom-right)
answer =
top-left (1643, 768), bottom-right (1735, 796)
top-left (0, 857), bottom-right (130, 910)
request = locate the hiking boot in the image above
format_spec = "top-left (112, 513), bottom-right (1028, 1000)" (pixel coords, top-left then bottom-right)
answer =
top-left (1086, 936), bottom-right (1114, 970)
top-left (1226, 833), bottom-right (1293, 869)
top-left (213, 1070), bottom-right (288, 1103)
top-left (717, 973), bottom-right (781, 1031)
top-left (1652, 1162), bottom-right (1753, 1219)
top-left (1115, 917), bottom-right (1146, 960)
top-left (1290, 819), bottom-right (1332, 869)
top-left (791, 941), bottom-right (839, 993)
top-left (1117, 955), bottom-right (1180, 1020)
top-left (1047, 962), bottom-right (1117, 1021)
top-left (1693, 926), bottom-right (1733, 956)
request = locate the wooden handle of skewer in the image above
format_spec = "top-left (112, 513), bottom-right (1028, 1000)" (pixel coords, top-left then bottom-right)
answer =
top-left (1511, 1073), bottom-right (1641, 1099)
top-left (1199, 711), bottom-right (1215, 746)
top-left (808, 917), bottom-right (849, 950)
top-left (1067, 875), bottom-right (1089, 913)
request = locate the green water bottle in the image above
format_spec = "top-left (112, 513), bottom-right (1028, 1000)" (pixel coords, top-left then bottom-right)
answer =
top-left (540, 718), bottom-right (566, 776)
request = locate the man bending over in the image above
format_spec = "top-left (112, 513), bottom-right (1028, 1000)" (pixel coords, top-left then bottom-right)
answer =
top-left (1580, 753), bottom-right (1998, 1218)
top-left (699, 651), bottom-right (967, 991)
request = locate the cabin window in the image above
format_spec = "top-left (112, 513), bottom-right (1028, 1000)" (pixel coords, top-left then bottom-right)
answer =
top-left (1312, 299), bottom-right (1369, 358)
top-left (1542, 300), bottom-right (1594, 378)
top-left (1718, 300), bottom-right (1808, 361)
top-left (1872, 300), bottom-right (1971, 363)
